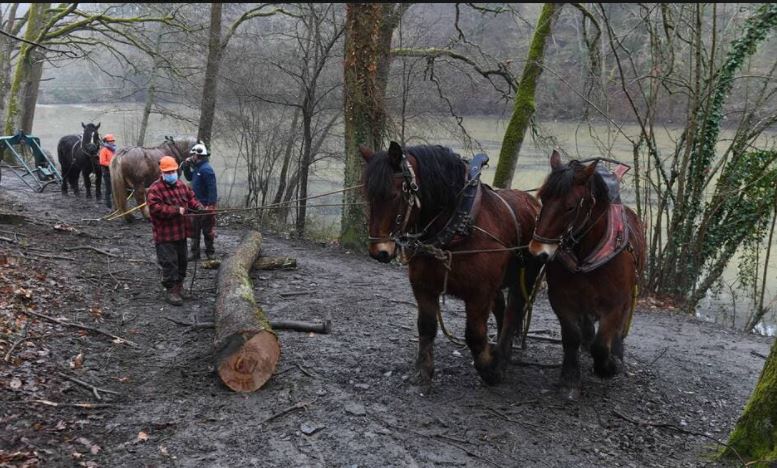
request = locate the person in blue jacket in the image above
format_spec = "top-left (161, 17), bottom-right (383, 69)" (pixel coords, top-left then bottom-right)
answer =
top-left (181, 142), bottom-right (218, 260)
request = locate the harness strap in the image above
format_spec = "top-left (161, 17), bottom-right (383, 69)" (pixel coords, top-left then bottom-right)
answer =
top-left (489, 189), bottom-right (522, 248)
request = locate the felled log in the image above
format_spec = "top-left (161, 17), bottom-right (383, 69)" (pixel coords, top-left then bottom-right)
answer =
top-left (253, 256), bottom-right (297, 270)
top-left (214, 230), bottom-right (280, 392)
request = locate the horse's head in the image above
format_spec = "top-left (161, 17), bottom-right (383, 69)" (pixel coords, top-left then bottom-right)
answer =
top-left (162, 135), bottom-right (197, 164)
top-left (361, 141), bottom-right (465, 263)
top-left (529, 150), bottom-right (608, 263)
top-left (81, 122), bottom-right (101, 157)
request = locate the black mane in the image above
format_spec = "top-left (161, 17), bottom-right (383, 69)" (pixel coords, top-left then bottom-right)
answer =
top-left (539, 160), bottom-right (609, 206)
top-left (364, 144), bottom-right (466, 220)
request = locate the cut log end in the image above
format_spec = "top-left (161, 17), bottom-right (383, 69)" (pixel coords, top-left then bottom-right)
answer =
top-left (217, 331), bottom-right (280, 392)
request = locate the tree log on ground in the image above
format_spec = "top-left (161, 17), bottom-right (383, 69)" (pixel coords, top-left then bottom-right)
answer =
top-left (214, 230), bottom-right (280, 392)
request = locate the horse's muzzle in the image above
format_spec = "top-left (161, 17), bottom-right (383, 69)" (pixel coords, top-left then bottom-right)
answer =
top-left (528, 239), bottom-right (557, 263)
top-left (369, 241), bottom-right (396, 263)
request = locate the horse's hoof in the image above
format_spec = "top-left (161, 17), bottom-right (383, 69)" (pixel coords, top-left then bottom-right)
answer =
top-left (477, 365), bottom-right (504, 386)
top-left (593, 357), bottom-right (621, 379)
top-left (559, 386), bottom-right (581, 401)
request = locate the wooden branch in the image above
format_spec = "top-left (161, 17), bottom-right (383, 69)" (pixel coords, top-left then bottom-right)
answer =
top-left (20, 309), bottom-right (140, 348)
top-left (163, 316), bottom-right (331, 334)
top-left (214, 231), bottom-right (280, 392)
top-left (253, 256), bottom-right (297, 270)
top-left (63, 245), bottom-right (119, 257)
top-left (3, 321), bottom-right (29, 362)
top-left (56, 371), bottom-right (121, 400)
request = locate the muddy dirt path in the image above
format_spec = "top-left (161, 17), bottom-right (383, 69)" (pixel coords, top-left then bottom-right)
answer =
top-left (0, 176), bottom-right (773, 468)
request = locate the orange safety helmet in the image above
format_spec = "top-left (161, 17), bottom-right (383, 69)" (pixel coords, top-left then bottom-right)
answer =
top-left (103, 134), bottom-right (116, 143)
top-left (159, 156), bottom-right (178, 172)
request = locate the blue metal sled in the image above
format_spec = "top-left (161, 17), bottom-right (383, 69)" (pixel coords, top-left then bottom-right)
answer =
top-left (0, 130), bottom-right (61, 192)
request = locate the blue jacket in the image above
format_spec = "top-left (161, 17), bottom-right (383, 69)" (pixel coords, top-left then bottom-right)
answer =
top-left (183, 159), bottom-right (217, 206)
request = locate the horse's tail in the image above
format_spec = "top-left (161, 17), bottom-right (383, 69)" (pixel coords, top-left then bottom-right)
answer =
top-left (110, 153), bottom-right (130, 222)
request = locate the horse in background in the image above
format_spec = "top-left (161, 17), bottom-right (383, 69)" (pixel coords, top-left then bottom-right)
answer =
top-left (110, 136), bottom-right (197, 222)
top-left (528, 150), bottom-right (646, 400)
top-left (361, 141), bottom-right (543, 389)
top-left (57, 122), bottom-right (101, 197)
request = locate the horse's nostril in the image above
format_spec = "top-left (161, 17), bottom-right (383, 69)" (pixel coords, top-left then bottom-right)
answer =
top-left (377, 251), bottom-right (390, 263)
top-left (536, 252), bottom-right (549, 264)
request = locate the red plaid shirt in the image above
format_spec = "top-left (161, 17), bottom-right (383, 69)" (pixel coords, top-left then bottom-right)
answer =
top-left (147, 177), bottom-right (203, 243)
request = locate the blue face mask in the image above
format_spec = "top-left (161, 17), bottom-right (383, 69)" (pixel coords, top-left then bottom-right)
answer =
top-left (163, 173), bottom-right (178, 185)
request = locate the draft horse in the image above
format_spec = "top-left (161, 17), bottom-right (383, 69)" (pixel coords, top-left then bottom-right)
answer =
top-left (110, 136), bottom-right (197, 222)
top-left (361, 141), bottom-right (543, 388)
top-left (528, 150), bottom-right (646, 400)
top-left (57, 122), bottom-right (101, 198)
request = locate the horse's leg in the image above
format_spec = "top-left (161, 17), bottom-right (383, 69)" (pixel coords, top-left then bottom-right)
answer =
top-left (591, 304), bottom-right (627, 379)
top-left (492, 290), bottom-right (505, 336)
top-left (60, 161), bottom-right (69, 195)
top-left (580, 315), bottom-right (596, 353)
top-left (556, 309), bottom-right (583, 400)
top-left (466, 291), bottom-right (504, 385)
top-left (69, 170), bottom-right (80, 197)
top-left (137, 186), bottom-right (150, 219)
top-left (94, 165), bottom-right (102, 200)
top-left (82, 166), bottom-right (92, 198)
top-left (410, 284), bottom-right (439, 391)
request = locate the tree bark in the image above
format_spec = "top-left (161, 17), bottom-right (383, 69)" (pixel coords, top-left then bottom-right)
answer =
top-left (197, 2), bottom-right (223, 147)
top-left (19, 48), bottom-right (44, 134)
top-left (214, 230), bottom-right (280, 392)
top-left (340, 3), bottom-right (403, 250)
top-left (723, 339), bottom-right (777, 463)
top-left (137, 24), bottom-right (165, 146)
top-left (3, 2), bottom-right (48, 137)
top-left (492, 2), bottom-right (560, 189)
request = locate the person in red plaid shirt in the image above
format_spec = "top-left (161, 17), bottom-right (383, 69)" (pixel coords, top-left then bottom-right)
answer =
top-left (147, 156), bottom-right (204, 306)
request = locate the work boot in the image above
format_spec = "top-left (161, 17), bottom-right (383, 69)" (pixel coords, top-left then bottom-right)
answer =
top-left (177, 282), bottom-right (192, 300)
top-left (205, 251), bottom-right (215, 260)
top-left (165, 284), bottom-right (183, 306)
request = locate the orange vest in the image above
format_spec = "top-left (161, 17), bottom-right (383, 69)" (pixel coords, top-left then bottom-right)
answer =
top-left (99, 147), bottom-right (114, 167)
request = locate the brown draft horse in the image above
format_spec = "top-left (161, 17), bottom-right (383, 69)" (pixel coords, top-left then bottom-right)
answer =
top-left (110, 136), bottom-right (197, 222)
top-left (528, 150), bottom-right (646, 400)
top-left (361, 141), bottom-right (543, 388)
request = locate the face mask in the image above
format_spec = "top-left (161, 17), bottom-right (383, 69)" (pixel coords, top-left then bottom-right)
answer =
top-left (163, 173), bottom-right (178, 185)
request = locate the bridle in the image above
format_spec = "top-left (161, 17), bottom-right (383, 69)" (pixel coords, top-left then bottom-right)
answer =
top-left (532, 189), bottom-right (597, 250)
top-left (367, 152), bottom-right (421, 245)
top-left (531, 157), bottom-right (626, 250)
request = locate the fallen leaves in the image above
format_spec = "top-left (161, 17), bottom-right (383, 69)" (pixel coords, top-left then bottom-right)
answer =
top-left (136, 431), bottom-right (149, 443)
top-left (69, 352), bottom-right (84, 370)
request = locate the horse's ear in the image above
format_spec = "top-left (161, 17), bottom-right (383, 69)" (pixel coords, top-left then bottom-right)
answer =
top-left (550, 150), bottom-right (562, 169)
top-left (95, 122), bottom-right (100, 130)
top-left (358, 144), bottom-right (374, 162)
top-left (388, 141), bottom-right (403, 169)
top-left (81, 122), bottom-right (85, 129)
top-left (582, 159), bottom-right (598, 180)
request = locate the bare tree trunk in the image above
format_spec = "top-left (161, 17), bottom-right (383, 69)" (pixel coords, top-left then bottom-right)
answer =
top-left (340, 3), bottom-right (404, 250)
top-left (492, 2), bottom-right (560, 189)
top-left (19, 49), bottom-right (44, 134)
top-left (271, 107), bottom-right (301, 209)
top-left (197, 2), bottom-right (223, 147)
top-left (0, 3), bottom-right (22, 121)
top-left (138, 24), bottom-right (165, 146)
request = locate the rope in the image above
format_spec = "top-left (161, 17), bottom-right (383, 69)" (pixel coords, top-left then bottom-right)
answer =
top-left (105, 202), bottom-right (146, 221)
top-left (520, 265), bottom-right (546, 350)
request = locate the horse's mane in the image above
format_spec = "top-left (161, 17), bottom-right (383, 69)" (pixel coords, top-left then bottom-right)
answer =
top-left (539, 160), bottom-right (609, 206)
top-left (365, 144), bottom-right (466, 220)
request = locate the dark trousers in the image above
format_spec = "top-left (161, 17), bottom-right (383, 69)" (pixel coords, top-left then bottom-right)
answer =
top-left (102, 169), bottom-right (112, 209)
top-left (191, 213), bottom-right (215, 256)
top-left (156, 240), bottom-right (187, 289)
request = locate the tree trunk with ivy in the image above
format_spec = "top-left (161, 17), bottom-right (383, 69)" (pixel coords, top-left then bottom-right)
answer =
top-left (722, 339), bottom-right (777, 464)
top-left (492, 2), bottom-right (560, 189)
top-left (340, 3), bottom-right (405, 250)
top-left (654, 3), bottom-right (777, 308)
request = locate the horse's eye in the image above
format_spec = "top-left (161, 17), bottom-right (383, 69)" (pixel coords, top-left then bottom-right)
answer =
top-left (566, 205), bottom-right (575, 213)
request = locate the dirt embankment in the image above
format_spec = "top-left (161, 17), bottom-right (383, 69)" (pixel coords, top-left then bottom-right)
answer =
top-left (0, 176), bottom-right (773, 468)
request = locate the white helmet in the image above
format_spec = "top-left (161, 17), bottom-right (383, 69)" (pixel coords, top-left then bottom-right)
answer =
top-left (190, 143), bottom-right (209, 157)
